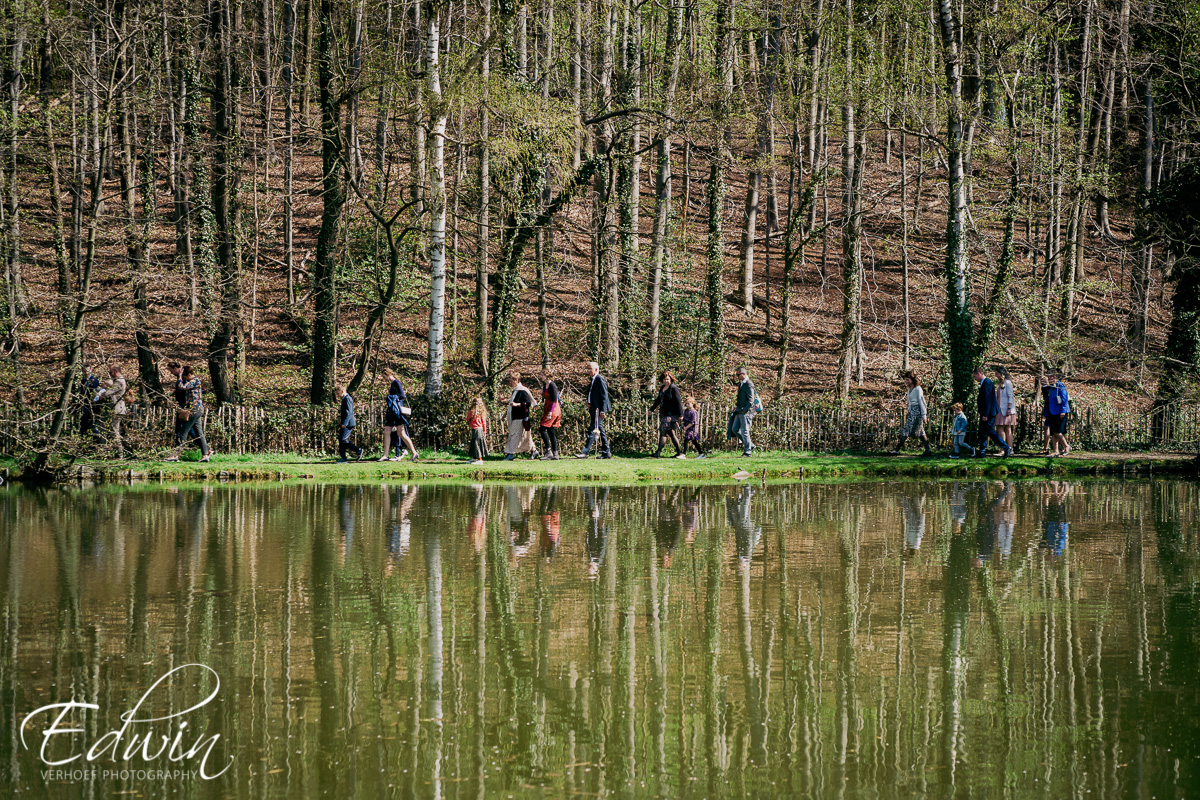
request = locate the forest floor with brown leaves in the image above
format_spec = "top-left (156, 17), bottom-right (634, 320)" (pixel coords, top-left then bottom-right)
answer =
top-left (10, 125), bottom-right (1171, 415)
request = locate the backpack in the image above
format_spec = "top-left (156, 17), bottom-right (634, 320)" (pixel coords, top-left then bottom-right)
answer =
top-left (386, 393), bottom-right (404, 417)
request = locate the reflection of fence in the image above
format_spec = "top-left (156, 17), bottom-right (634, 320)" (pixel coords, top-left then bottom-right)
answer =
top-left (2, 399), bottom-right (1198, 458)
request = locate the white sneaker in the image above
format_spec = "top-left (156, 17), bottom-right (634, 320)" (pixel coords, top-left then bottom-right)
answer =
top-left (675, 454), bottom-right (687, 459)
top-left (471, 459), bottom-right (484, 466)
top-left (377, 456), bottom-right (389, 462)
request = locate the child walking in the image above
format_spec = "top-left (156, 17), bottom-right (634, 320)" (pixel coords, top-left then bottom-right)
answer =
top-left (467, 398), bottom-right (489, 465)
top-left (680, 397), bottom-right (707, 458)
top-left (949, 402), bottom-right (974, 459)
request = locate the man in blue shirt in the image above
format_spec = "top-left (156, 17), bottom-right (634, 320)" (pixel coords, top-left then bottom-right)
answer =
top-left (973, 367), bottom-right (1012, 458)
top-left (1045, 373), bottom-right (1072, 456)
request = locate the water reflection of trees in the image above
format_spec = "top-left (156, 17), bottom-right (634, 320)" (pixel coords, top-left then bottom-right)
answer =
top-left (0, 480), bottom-right (1197, 798)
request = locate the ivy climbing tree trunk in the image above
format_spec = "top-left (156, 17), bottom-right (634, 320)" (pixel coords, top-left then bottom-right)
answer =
top-left (647, 0), bottom-right (683, 388)
top-left (938, 0), bottom-right (976, 404)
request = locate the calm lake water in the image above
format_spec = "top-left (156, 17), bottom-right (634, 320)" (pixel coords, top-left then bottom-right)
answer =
top-left (1, 480), bottom-right (1197, 799)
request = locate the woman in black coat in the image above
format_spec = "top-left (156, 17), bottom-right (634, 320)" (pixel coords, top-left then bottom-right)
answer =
top-left (649, 371), bottom-right (685, 458)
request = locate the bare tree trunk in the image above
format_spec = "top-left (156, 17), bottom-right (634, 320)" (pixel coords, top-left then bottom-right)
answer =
top-left (283, 0), bottom-right (297, 305)
top-left (114, 0), bottom-right (163, 404)
top-left (310, 0), bottom-right (343, 403)
top-left (208, 0), bottom-right (242, 405)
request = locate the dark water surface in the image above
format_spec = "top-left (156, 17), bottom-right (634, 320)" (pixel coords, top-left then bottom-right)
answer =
top-left (1, 480), bottom-right (1198, 799)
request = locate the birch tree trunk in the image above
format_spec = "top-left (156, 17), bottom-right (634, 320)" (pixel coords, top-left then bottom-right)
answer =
top-left (837, 0), bottom-right (863, 404)
top-left (424, 0), bottom-right (447, 397)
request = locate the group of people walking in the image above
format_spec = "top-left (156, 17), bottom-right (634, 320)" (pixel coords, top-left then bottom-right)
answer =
top-left (79, 357), bottom-right (1072, 463)
top-left (466, 362), bottom-right (753, 463)
top-left (333, 361), bottom-right (760, 464)
top-left (890, 365), bottom-right (1072, 458)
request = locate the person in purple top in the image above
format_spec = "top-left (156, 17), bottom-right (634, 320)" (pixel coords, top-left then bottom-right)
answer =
top-left (680, 396), bottom-right (706, 458)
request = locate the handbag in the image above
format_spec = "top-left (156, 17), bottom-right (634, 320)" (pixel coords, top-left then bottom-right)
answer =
top-left (176, 407), bottom-right (191, 423)
top-left (400, 405), bottom-right (412, 416)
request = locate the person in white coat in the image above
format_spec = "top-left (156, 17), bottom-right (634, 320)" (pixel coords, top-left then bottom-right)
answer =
top-left (503, 372), bottom-right (538, 460)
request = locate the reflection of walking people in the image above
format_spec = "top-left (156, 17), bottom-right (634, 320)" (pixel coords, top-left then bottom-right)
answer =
top-left (538, 487), bottom-right (561, 559)
top-left (728, 485), bottom-right (762, 565)
top-left (1041, 481), bottom-right (1070, 557)
top-left (974, 482), bottom-right (1013, 567)
top-left (334, 386), bottom-right (364, 462)
top-left (901, 489), bottom-right (926, 555)
top-left (655, 488), bottom-right (684, 568)
top-left (728, 367), bottom-right (758, 457)
top-left (584, 487), bottom-right (610, 578)
top-left (889, 371), bottom-right (932, 456)
top-left (538, 370), bottom-right (562, 460)
top-left (503, 372), bottom-right (537, 460)
top-left (650, 371), bottom-right (685, 458)
top-left (577, 362), bottom-right (612, 459)
top-left (167, 364), bottom-right (212, 462)
top-left (381, 367), bottom-right (418, 462)
top-left (974, 366), bottom-right (1013, 458)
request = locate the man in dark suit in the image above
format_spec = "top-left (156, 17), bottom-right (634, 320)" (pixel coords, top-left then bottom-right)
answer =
top-left (973, 367), bottom-right (1012, 457)
top-left (577, 361), bottom-right (613, 458)
top-left (335, 385), bottom-right (364, 462)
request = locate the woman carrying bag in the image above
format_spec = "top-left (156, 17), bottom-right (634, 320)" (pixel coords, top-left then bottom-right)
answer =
top-left (504, 372), bottom-right (538, 460)
top-left (381, 367), bottom-right (419, 462)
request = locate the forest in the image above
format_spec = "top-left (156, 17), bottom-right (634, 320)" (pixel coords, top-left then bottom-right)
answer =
top-left (1, 0), bottom-right (1199, 438)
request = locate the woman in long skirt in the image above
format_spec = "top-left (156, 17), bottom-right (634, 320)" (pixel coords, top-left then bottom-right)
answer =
top-left (504, 372), bottom-right (538, 460)
top-left (538, 369), bottom-right (562, 460)
top-left (380, 367), bottom-right (418, 462)
top-left (888, 371), bottom-right (933, 456)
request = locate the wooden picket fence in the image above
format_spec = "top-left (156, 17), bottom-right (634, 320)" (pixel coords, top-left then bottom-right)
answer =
top-left (1, 397), bottom-right (1198, 458)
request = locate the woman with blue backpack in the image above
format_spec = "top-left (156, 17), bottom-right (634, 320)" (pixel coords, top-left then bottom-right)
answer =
top-left (380, 367), bottom-right (419, 462)
top-left (1044, 372), bottom-right (1071, 457)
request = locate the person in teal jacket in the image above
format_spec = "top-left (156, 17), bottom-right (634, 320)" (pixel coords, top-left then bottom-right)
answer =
top-left (949, 402), bottom-right (974, 458)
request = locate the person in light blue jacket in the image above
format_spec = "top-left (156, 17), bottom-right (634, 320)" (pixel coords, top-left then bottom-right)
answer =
top-left (949, 402), bottom-right (974, 458)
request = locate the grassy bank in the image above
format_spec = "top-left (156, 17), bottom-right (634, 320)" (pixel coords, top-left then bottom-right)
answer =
top-left (16, 448), bottom-right (1197, 486)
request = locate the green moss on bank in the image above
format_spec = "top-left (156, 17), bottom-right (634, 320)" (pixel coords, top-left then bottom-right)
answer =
top-left (17, 448), bottom-right (1196, 487)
